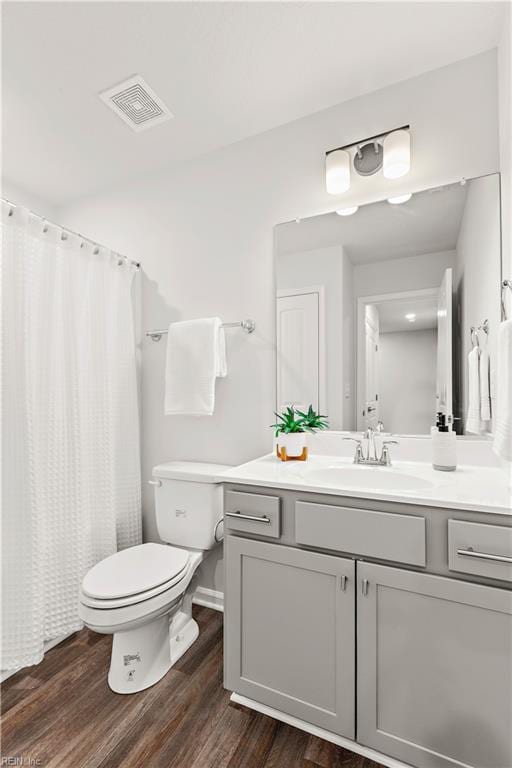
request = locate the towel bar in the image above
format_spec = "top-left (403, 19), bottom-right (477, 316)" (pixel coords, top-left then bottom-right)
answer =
top-left (146, 319), bottom-right (255, 341)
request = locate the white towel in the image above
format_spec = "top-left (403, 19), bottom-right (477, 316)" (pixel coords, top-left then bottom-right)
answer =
top-left (466, 346), bottom-right (481, 434)
top-left (164, 318), bottom-right (227, 416)
top-left (493, 319), bottom-right (512, 461)
top-left (479, 347), bottom-right (491, 422)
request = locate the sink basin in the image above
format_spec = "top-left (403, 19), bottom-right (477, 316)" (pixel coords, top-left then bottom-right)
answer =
top-left (304, 466), bottom-right (434, 492)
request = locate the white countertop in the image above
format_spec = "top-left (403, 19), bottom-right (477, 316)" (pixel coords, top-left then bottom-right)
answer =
top-left (218, 453), bottom-right (512, 516)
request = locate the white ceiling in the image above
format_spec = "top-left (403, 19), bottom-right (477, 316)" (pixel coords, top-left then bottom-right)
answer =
top-left (2, 1), bottom-right (505, 205)
top-left (377, 295), bottom-right (438, 333)
top-left (275, 180), bottom-right (468, 263)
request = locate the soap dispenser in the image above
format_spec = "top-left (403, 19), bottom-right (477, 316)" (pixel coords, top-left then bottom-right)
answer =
top-left (431, 412), bottom-right (457, 471)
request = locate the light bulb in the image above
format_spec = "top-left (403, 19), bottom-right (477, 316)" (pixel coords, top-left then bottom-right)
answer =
top-left (335, 206), bottom-right (358, 216)
top-left (388, 193), bottom-right (412, 205)
top-left (405, 313), bottom-right (416, 322)
top-left (383, 129), bottom-right (411, 179)
top-left (326, 149), bottom-right (350, 195)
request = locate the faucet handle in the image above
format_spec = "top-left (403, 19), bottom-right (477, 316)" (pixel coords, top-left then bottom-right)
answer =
top-left (380, 440), bottom-right (398, 466)
top-left (343, 436), bottom-right (364, 463)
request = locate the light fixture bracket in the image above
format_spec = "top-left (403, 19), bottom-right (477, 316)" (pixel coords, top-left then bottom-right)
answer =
top-left (353, 142), bottom-right (383, 177)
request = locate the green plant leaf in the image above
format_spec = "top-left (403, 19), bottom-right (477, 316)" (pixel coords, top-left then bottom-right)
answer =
top-left (285, 404), bottom-right (329, 434)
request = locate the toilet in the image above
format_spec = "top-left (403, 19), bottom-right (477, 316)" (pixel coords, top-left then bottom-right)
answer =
top-left (78, 461), bottom-right (231, 694)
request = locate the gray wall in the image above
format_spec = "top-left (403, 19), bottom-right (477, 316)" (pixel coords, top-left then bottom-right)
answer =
top-left (379, 328), bottom-right (437, 434)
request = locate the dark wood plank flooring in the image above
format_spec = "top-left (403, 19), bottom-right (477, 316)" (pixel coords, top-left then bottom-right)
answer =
top-left (1, 606), bottom-right (385, 768)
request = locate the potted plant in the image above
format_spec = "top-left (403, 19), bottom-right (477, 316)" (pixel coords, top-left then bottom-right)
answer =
top-left (271, 405), bottom-right (328, 461)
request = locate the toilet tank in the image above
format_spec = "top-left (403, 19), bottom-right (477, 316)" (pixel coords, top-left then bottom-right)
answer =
top-left (152, 461), bottom-right (232, 550)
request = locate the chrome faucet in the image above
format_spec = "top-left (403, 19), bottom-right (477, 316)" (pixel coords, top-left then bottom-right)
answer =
top-left (343, 428), bottom-right (398, 466)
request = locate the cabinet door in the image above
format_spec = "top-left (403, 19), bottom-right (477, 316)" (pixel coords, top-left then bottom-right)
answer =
top-left (357, 562), bottom-right (512, 768)
top-left (225, 536), bottom-right (355, 738)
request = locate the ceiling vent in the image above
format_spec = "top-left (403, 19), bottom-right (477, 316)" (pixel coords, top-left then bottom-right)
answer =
top-left (99, 75), bottom-right (173, 133)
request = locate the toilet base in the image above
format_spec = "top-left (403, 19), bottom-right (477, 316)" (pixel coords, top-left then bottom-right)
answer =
top-left (108, 588), bottom-right (199, 694)
top-left (108, 613), bottom-right (173, 694)
top-left (169, 611), bottom-right (199, 666)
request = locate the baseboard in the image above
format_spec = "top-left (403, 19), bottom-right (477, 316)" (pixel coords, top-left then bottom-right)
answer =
top-left (193, 586), bottom-right (224, 613)
top-left (230, 694), bottom-right (413, 768)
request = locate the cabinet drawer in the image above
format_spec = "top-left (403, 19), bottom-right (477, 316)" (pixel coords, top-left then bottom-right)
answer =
top-left (224, 490), bottom-right (280, 538)
top-left (448, 519), bottom-right (512, 583)
top-left (295, 501), bottom-right (426, 566)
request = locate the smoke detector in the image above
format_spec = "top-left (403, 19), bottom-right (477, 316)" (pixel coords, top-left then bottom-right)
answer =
top-left (99, 75), bottom-right (173, 133)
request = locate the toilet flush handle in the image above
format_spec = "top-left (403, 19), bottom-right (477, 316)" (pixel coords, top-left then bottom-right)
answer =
top-left (148, 479), bottom-right (162, 487)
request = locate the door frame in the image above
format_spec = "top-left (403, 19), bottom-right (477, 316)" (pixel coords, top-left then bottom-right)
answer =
top-left (276, 285), bottom-right (326, 415)
top-left (356, 288), bottom-right (438, 431)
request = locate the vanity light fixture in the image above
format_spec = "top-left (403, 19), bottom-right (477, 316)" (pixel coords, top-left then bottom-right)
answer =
top-left (388, 193), bottom-right (412, 205)
top-left (326, 149), bottom-right (351, 194)
top-left (336, 206), bottom-right (359, 216)
top-left (383, 129), bottom-right (411, 179)
top-left (405, 313), bottom-right (416, 322)
top-left (325, 125), bottom-right (410, 195)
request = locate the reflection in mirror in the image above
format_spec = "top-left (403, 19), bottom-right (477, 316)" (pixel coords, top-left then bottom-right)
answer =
top-left (274, 173), bottom-right (501, 436)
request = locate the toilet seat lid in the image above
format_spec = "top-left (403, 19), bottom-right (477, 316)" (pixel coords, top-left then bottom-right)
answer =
top-left (82, 543), bottom-right (190, 600)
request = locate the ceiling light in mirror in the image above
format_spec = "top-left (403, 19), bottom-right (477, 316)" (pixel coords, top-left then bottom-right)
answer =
top-left (325, 149), bottom-right (350, 194)
top-left (383, 129), bottom-right (411, 179)
top-left (405, 313), bottom-right (416, 322)
top-left (336, 206), bottom-right (359, 216)
top-left (388, 193), bottom-right (412, 204)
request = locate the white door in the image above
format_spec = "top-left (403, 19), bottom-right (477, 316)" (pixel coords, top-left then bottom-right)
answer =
top-left (436, 268), bottom-right (453, 421)
top-left (276, 290), bottom-right (320, 413)
top-left (364, 304), bottom-right (379, 428)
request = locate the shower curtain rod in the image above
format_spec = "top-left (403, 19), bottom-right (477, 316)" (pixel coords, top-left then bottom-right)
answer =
top-left (1, 197), bottom-right (140, 269)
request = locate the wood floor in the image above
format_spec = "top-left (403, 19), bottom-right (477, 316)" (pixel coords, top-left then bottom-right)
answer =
top-left (1, 606), bottom-right (385, 768)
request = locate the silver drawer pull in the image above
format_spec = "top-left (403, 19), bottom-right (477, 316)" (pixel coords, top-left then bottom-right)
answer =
top-left (225, 511), bottom-right (271, 524)
top-left (457, 548), bottom-right (512, 564)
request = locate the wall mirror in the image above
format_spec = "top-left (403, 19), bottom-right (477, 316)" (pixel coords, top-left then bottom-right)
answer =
top-left (274, 173), bottom-right (501, 436)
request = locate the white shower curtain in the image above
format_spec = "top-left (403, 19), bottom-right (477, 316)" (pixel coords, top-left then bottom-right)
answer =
top-left (1, 202), bottom-right (142, 671)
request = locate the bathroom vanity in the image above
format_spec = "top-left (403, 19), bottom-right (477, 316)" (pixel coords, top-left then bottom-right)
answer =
top-left (220, 454), bottom-right (512, 768)
top-left (220, 166), bottom-right (511, 768)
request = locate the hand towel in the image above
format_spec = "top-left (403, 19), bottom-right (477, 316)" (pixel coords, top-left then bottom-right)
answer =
top-left (164, 318), bottom-right (227, 416)
top-left (493, 319), bottom-right (512, 461)
top-left (465, 346), bottom-right (481, 434)
top-left (479, 347), bottom-right (491, 422)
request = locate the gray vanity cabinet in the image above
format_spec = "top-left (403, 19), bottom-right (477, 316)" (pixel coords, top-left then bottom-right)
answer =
top-left (357, 562), bottom-right (512, 768)
top-left (224, 536), bottom-right (355, 738)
